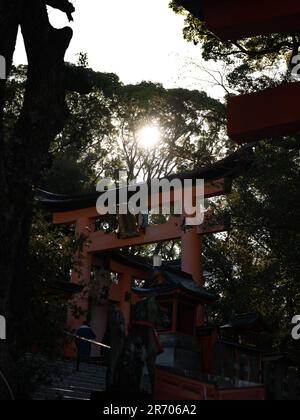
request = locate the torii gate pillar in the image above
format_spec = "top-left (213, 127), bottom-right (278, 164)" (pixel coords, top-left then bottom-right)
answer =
top-left (65, 216), bottom-right (93, 358)
top-left (181, 226), bottom-right (204, 326)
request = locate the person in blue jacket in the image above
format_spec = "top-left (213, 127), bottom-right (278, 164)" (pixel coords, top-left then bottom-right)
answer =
top-left (76, 321), bottom-right (96, 372)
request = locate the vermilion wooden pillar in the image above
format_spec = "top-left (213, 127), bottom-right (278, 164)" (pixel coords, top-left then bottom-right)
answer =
top-left (65, 216), bottom-right (92, 358)
top-left (181, 226), bottom-right (204, 326)
top-left (178, 0), bottom-right (300, 41)
top-left (181, 227), bottom-right (203, 285)
top-left (227, 82), bottom-right (300, 143)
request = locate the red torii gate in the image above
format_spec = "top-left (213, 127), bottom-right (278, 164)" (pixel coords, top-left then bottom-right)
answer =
top-left (40, 149), bottom-right (251, 355)
top-left (52, 177), bottom-right (227, 341)
top-left (178, 0), bottom-right (300, 143)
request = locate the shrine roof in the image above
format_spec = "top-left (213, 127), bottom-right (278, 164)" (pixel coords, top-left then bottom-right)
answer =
top-left (36, 146), bottom-right (253, 213)
top-left (132, 266), bottom-right (218, 303)
top-left (220, 312), bottom-right (266, 333)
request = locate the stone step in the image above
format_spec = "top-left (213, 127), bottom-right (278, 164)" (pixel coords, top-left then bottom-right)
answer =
top-left (32, 360), bottom-right (107, 401)
top-left (62, 381), bottom-right (104, 391)
top-left (64, 396), bottom-right (90, 401)
top-left (59, 372), bottom-right (105, 381)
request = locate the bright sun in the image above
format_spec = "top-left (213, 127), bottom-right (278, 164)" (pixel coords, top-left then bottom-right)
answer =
top-left (137, 125), bottom-right (161, 149)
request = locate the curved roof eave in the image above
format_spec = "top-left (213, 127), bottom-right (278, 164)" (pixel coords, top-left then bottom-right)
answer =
top-left (36, 145), bottom-right (254, 213)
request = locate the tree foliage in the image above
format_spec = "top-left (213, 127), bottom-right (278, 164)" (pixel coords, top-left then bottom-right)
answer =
top-left (7, 58), bottom-right (228, 192)
top-left (2, 56), bottom-right (228, 359)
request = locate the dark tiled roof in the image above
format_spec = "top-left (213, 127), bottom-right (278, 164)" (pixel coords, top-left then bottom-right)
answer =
top-left (221, 313), bottom-right (266, 333)
top-left (36, 146), bottom-right (253, 213)
top-left (133, 268), bottom-right (218, 304)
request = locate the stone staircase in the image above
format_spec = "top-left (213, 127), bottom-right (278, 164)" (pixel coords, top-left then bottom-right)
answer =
top-left (32, 360), bottom-right (106, 401)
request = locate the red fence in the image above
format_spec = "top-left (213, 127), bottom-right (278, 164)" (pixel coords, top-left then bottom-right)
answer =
top-left (154, 368), bottom-right (265, 401)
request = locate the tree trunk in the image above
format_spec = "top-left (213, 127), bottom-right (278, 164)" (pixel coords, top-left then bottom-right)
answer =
top-left (0, 0), bottom-right (73, 399)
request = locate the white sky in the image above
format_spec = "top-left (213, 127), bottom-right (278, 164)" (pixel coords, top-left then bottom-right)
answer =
top-left (14, 0), bottom-right (224, 97)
